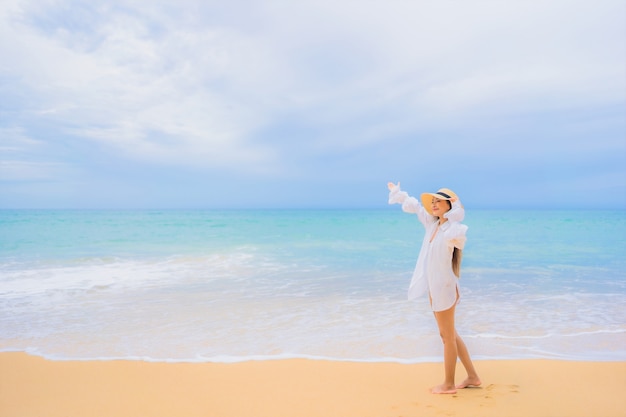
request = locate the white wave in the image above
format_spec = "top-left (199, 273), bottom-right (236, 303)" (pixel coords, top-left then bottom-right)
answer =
top-left (0, 346), bottom-right (468, 364)
top-left (469, 328), bottom-right (626, 340)
top-left (4, 347), bottom-right (624, 364)
top-left (0, 251), bottom-right (288, 297)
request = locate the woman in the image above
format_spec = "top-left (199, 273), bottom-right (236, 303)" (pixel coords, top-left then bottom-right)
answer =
top-left (388, 182), bottom-right (481, 394)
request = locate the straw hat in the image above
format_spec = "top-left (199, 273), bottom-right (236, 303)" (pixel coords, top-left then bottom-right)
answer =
top-left (420, 188), bottom-right (461, 216)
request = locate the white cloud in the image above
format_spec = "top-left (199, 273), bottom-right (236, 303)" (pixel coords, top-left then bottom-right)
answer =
top-left (0, 0), bottom-right (624, 174)
top-left (234, 0), bottom-right (625, 153)
top-left (0, 127), bottom-right (44, 152)
top-left (0, 160), bottom-right (70, 181)
top-left (1, 1), bottom-right (284, 171)
top-left (0, 127), bottom-right (75, 184)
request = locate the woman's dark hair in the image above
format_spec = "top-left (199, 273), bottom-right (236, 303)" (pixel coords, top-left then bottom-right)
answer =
top-left (452, 247), bottom-right (462, 278)
top-left (444, 200), bottom-right (463, 278)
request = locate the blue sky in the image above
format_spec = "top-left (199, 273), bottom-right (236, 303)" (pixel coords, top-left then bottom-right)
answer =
top-left (1, 0), bottom-right (624, 209)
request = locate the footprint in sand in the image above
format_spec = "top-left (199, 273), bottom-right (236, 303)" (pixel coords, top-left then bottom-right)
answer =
top-left (484, 383), bottom-right (520, 398)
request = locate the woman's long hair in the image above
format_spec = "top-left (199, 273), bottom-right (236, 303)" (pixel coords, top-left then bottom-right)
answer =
top-left (443, 200), bottom-right (462, 278)
top-left (452, 248), bottom-right (462, 278)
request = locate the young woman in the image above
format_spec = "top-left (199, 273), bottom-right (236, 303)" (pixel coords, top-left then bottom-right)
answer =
top-left (388, 182), bottom-right (481, 394)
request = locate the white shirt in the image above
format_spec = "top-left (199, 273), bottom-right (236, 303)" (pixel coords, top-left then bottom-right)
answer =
top-left (388, 185), bottom-right (468, 312)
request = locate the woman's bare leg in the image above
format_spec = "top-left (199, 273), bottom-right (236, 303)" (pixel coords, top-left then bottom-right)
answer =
top-left (455, 332), bottom-right (481, 388)
top-left (432, 305), bottom-right (458, 394)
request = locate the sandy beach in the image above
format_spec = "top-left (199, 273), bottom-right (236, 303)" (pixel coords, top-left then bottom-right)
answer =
top-left (1, 352), bottom-right (624, 417)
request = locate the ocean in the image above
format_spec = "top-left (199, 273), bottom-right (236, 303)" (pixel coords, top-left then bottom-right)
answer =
top-left (1, 209), bottom-right (625, 363)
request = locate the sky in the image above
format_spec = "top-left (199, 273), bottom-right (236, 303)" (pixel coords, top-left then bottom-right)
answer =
top-left (1, 0), bottom-right (624, 210)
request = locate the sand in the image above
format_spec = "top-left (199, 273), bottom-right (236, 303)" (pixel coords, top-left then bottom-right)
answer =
top-left (1, 352), bottom-right (624, 417)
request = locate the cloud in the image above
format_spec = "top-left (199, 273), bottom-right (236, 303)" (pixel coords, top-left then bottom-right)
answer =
top-left (0, 160), bottom-right (70, 182)
top-left (0, 0), bottom-right (624, 208)
top-left (2, 0), bottom-right (285, 171)
top-left (0, 127), bottom-right (67, 182)
top-left (0, 127), bottom-right (44, 153)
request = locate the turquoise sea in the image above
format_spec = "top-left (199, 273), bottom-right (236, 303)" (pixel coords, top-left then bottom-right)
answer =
top-left (1, 209), bottom-right (625, 362)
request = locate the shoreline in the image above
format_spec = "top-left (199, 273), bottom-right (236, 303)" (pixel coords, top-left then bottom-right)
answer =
top-left (1, 352), bottom-right (624, 417)
top-left (1, 349), bottom-right (622, 364)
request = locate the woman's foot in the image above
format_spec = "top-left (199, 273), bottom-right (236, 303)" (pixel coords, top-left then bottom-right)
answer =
top-left (456, 376), bottom-right (482, 389)
top-left (431, 383), bottom-right (457, 394)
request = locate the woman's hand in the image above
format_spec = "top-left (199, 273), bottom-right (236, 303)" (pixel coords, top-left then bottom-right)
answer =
top-left (387, 181), bottom-right (399, 191)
